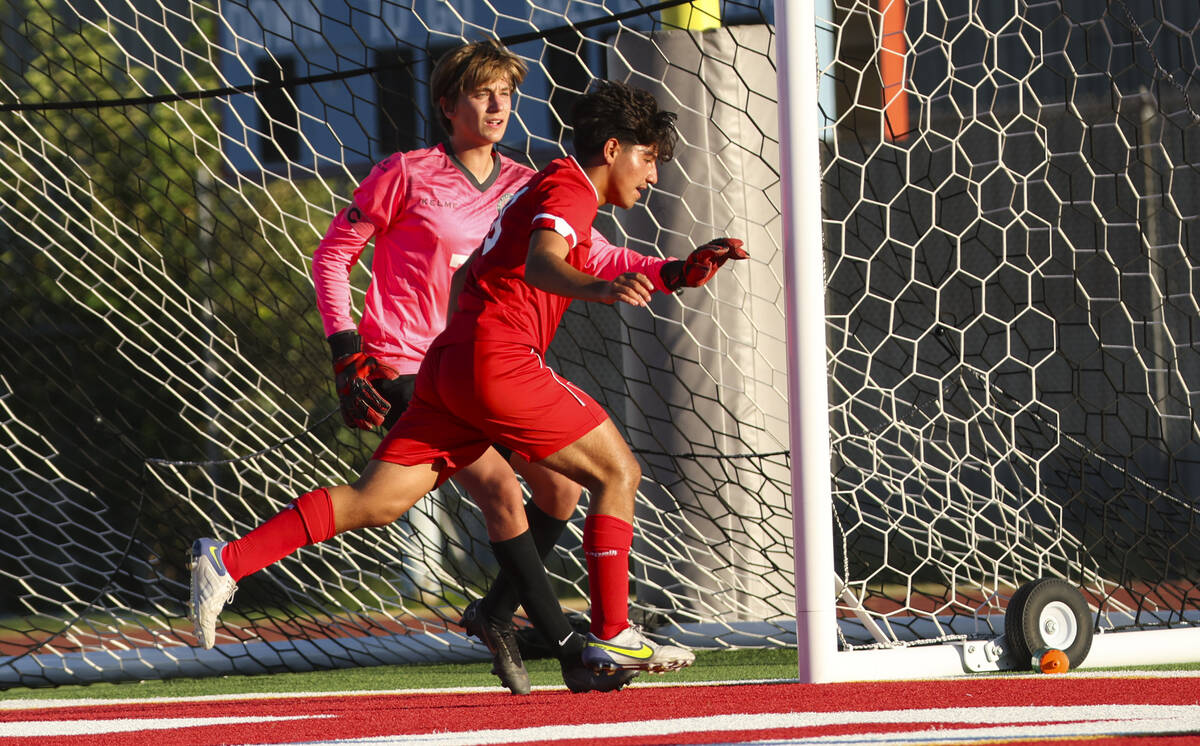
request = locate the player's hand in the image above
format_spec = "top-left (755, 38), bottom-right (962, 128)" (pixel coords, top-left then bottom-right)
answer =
top-left (328, 330), bottom-right (398, 430)
top-left (607, 272), bottom-right (654, 307)
top-left (661, 238), bottom-right (748, 291)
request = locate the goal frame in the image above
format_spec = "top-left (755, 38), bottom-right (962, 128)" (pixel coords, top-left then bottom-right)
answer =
top-left (778, 0), bottom-right (1200, 683)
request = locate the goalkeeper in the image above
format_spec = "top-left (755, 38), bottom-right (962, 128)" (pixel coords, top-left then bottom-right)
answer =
top-left (190, 76), bottom-right (746, 685)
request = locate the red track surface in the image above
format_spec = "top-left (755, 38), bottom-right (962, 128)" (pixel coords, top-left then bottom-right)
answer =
top-left (3, 675), bottom-right (1199, 745)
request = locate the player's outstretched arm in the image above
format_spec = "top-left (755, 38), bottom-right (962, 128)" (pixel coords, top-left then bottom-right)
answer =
top-left (525, 229), bottom-right (651, 306)
top-left (606, 271), bottom-right (654, 306)
top-left (585, 229), bottom-right (673, 294)
top-left (660, 237), bottom-right (748, 292)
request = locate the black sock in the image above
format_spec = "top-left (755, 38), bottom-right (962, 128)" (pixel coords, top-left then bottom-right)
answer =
top-left (485, 528), bottom-right (580, 658)
top-left (482, 502), bottom-right (567, 619)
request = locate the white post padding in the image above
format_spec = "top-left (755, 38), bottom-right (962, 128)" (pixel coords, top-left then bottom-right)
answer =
top-left (609, 26), bottom-right (793, 624)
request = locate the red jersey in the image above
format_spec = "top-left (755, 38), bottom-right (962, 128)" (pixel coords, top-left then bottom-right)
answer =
top-left (313, 146), bottom-right (668, 373)
top-left (437, 156), bottom-right (621, 354)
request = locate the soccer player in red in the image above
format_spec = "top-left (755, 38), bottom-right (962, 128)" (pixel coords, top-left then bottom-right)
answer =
top-left (308, 40), bottom-right (649, 694)
top-left (190, 78), bottom-right (747, 679)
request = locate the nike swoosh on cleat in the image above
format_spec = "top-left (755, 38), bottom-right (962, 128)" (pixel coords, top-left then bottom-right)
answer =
top-left (208, 545), bottom-right (226, 574)
top-left (589, 641), bottom-right (655, 659)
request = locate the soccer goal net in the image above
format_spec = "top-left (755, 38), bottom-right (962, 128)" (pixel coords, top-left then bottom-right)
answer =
top-left (1, 0), bottom-right (1197, 688)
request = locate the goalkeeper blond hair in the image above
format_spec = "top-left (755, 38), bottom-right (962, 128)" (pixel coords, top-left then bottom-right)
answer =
top-left (431, 40), bottom-right (528, 136)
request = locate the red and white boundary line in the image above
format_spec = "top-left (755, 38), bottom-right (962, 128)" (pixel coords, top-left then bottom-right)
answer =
top-left (3, 676), bottom-right (1198, 745)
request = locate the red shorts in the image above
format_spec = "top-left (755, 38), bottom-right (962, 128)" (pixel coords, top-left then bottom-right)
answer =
top-left (373, 339), bottom-right (608, 483)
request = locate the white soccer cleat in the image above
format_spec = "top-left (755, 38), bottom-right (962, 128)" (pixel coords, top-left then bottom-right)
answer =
top-left (189, 538), bottom-right (237, 650)
top-left (582, 624), bottom-right (696, 674)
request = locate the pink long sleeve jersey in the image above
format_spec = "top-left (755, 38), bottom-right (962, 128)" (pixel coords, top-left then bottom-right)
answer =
top-left (313, 143), bottom-right (672, 374)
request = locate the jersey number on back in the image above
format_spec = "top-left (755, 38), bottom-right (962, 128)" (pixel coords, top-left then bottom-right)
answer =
top-left (480, 185), bottom-right (528, 256)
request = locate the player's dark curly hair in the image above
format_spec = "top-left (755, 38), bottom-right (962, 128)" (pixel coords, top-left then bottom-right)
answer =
top-left (571, 80), bottom-right (678, 164)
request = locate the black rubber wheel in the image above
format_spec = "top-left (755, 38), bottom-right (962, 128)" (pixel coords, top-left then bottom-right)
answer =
top-left (1004, 577), bottom-right (1093, 670)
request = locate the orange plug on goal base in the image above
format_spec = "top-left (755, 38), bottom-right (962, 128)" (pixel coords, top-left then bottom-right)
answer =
top-left (1037, 648), bottom-right (1070, 674)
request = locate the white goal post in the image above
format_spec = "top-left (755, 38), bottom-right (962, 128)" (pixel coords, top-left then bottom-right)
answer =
top-left (778, 0), bottom-right (1200, 681)
top-left (778, 0), bottom-right (839, 683)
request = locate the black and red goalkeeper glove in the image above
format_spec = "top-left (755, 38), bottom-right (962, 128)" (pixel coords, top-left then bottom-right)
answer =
top-left (328, 330), bottom-right (399, 430)
top-left (661, 237), bottom-right (748, 292)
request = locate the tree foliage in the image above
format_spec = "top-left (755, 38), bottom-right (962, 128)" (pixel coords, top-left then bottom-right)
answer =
top-left (0, 1), bottom-right (357, 612)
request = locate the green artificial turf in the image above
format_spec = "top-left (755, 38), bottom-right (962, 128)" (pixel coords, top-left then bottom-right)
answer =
top-left (5, 647), bottom-right (1195, 703)
top-left (1, 647), bottom-right (800, 702)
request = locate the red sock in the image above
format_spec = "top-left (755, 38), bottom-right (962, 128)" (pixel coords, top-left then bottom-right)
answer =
top-left (583, 513), bottom-right (633, 640)
top-left (222, 488), bottom-right (336, 581)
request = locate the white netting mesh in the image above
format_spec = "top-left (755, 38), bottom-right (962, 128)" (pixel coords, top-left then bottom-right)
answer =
top-left (822, 0), bottom-right (1200, 646)
top-left (1, 0), bottom-right (1198, 687)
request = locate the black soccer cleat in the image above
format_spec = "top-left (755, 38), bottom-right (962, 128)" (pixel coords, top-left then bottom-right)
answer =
top-left (560, 648), bottom-right (639, 693)
top-left (462, 599), bottom-right (531, 695)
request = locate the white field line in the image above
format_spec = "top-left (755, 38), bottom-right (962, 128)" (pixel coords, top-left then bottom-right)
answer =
top-left (1, 670), bottom-right (1195, 711)
top-left (279, 705), bottom-right (1200, 746)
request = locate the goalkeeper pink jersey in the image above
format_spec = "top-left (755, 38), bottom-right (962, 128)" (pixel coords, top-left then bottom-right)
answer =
top-left (313, 144), bottom-right (669, 374)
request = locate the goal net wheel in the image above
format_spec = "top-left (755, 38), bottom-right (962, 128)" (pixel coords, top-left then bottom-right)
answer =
top-left (1004, 578), bottom-right (1093, 672)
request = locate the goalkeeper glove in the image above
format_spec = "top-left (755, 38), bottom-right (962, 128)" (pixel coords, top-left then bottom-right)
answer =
top-left (661, 237), bottom-right (748, 292)
top-left (328, 330), bottom-right (399, 430)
